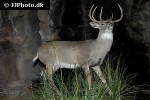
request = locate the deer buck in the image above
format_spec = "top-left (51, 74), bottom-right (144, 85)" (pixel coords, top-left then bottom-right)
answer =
top-left (33, 4), bottom-right (123, 95)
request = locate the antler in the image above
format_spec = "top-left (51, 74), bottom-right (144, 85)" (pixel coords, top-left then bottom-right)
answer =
top-left (89, 4), bottom-right (123, 23)
top-left (99, 7), bottom-right (103, 21)
top-left (111, 4), bottom-right (123, 23)
top-left (89, 5), bottom-right (97, 22)
top-left (89, 5), bottom-right (104, 22)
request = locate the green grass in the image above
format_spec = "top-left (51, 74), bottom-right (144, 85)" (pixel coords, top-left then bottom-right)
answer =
top-left (32, 56), bottom-right (133, 100)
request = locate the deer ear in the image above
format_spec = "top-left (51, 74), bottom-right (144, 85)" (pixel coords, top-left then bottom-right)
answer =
top-left (89, 22), bottom-right (99, 28)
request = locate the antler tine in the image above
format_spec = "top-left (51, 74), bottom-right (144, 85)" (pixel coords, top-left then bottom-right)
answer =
top-left (89, 5), bottom-right (95, 22)
top-left (92, 6), bottom-right (98, 22)
top-left (111, 13), bottom-right (113, 19)
top-left (88, 5), bottom-right (98, 22)
top-left (99, 7), bottom-right (103, 21)
top-left (112, 3), bottom-right (123, 23)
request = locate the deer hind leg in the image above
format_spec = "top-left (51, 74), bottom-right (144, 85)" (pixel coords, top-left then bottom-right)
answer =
top-left (82, 63), bottom-right (92, 89)
top-left (47, 64), bottom-right (62, 95)
top-left (92, 65), bottom-right (112, 95)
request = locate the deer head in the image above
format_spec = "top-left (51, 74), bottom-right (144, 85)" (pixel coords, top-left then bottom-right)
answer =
top-left (89, 4), bottom-right (123, 33)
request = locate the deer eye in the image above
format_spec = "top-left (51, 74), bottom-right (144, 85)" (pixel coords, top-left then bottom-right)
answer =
top-left (101, 23), bottom-right (106, 26)
top-left (108, 23), bottom-right (111, 26)
top-left (108, 23), bottom-right (113, 26)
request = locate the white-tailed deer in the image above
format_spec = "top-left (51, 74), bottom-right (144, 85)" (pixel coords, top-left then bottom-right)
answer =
top-left (33, 4), bottom-right (123, 95)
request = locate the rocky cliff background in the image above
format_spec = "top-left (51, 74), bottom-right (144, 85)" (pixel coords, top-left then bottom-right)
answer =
top-left (0, 0), bottom-right (150, 99)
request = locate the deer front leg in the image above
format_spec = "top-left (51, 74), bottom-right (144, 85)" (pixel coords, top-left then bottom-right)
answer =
top-left (47, 65), bottom-right (62, 95)
top-left (82, 63), bottom-right (92, 89)
top-left (92, 65), bottom-right (112, 95)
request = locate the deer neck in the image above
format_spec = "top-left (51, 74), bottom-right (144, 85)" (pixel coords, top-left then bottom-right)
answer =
top-left (96, 30), bottom-right (113, 41)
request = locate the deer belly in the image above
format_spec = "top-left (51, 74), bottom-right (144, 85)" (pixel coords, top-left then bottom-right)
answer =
top-left (54, 61), bottom-right (80, 69)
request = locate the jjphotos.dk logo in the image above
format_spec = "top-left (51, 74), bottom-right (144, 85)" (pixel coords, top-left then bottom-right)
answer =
top-left (4, 2), bottom-right (43, 8)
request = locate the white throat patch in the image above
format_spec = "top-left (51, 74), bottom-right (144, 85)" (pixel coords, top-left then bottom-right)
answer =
top-left (101, 33), bottom-right (113, 40)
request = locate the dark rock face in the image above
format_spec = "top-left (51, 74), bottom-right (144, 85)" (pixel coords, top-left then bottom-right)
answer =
top-left (118, 0), bottom-right (150, 83)
top-left (0, 0), bottom-right (150, 99)
top-left (0, 10), bottom-right (41, 100)
top-left (122, 0), bottom-right (150, 46)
